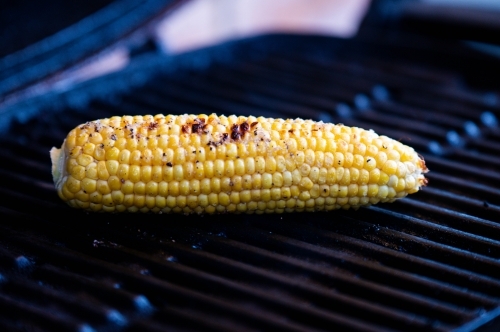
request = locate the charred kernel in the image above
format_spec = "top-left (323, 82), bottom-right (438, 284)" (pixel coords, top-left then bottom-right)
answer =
top-left (51, 114), bottom-right (427, 213)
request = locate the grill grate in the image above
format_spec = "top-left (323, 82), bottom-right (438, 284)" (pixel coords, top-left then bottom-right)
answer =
top-left (1, 28), bottom-right (500, 331)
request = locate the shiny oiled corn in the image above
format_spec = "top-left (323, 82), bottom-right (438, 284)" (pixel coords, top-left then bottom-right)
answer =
top-left (50, 114), bottom-right (428, 214)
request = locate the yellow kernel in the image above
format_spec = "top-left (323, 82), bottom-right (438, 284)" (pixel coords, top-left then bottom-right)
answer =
top-left (83, 143), bottom-right (95, 156)
top-left (146, 181), bottom-right (158, 196)
top-left (406, 175), bottom-right (416, 191)
top-left (102, 194), bottom-right (114, 207)
top-left (261, 189), bottom-right (271, 202)
top-left (340, 168), bottom-right (351, 186)
top-left (365, 157), bottom-right (377, 171)
top-left (129, 165), bottom-right (141, 183)
top-left (378, 185), bottom-right (389, 198)
top-left (156, 196), bottom-right (166, 208)
top-left (134, 182), bottom-right (146, 195)
top-left (89, 133), bottom-right (103, 144)
top-left (310, 185), bottom-right (320, 198)
top-left (348, 184), bottom-right (358, 196)
top-left (265, 156), bottom-right (277, 173)
top-left (234, 159), bottom-right (245, 176)
top-left (94, 145), bottom-right (105, 161)
top-left (382, 160), bottom-right (398, 175)
top-left (190, 180), bottom-right (200, 195)
top-left (378, 172), bottom-right (389, 186)
top-left (96, 161), bottom-right (109, 180)
top-left (262, 173), bottom-right (273, 189)
top-left (299, 191), bottom-right (311, 201)
top-left (75, 191), bottom-right (89, 202)
top-left (81, 178), bottom-right (97, 194)
top-left (338, 186), bottom-right (348, 197)
top-left (300, 177), bottom-right (314, 190)
top-left (146, 195), bottom-right (156, 209)
top-left (134, 195), bottom-right (145, 208)
top-left (276, 156), bottom-right (286, 172)
top-left (336, 167), bottom-right (344, 183)
top-left (158, 181), bottom-right (168, 196)
top-left (219, 193), bottom-right (230, 206)
top-left (369, 169), bottom-right (380, 184)
top-left (272, 173), bottom-right (283, 187)
top-left (396, 162), bottom-right (407, 178)
top-left (225, 160), bottom-right (235, 177)
top-left (318, 184), bottom-right (328, 197)
top-left (71, 165), bottom-right (86, 181)
top-left (118, 149), bottom-right (130, 164)
top-left (97, 180), bottom-right (111, 195)
top-left (77, 154), bottom-right (93, 167)
top-left (350, 168), bottom-right (359, 183)
top-left (105, 147), bottom-right (120, 161)
top-left (130, 150), bottom-right (141, 165)
top-left (108, 176), bottom-right (122, 191)
top-left (368, 184), bottom-right (379, 197)
top-left (106, 160), bottom-right (119, 175)
top-left (353, 154), bottom-right (364, 169)
top-left (141, 166), bottom-right (152, 182)
top-left (200, 179), bottom-right (211, 194)
top-left (334, 152), bottom-right (344, 167)
top-left (353, 143), bottom-right (366, 155)
top-left (358, 169), bottom-right (369, 185)
top-left (179, 180), bottom-right (190, 195)
top-left (221, 177), bottom-right (232, 192)
top-left (376, 152), bottom-right (388, 167)
top-left (117, 164), bottom-right (129, 181)
top-left (297, 163), bottom-right (309, 178)
top-left (305, 149), bottom-right (315, 165)
top-left (211, 178), bottom-right (221, 193)
top-left (67, 176), bottom-right (81, 193)
top-left (76, 133), bottom-right (88, 146)
top-left (240, 190), bottom-right (251, 202)
top-left (388, 149), bottom-right (401, 161)
top-left (122, 180), bottom-right (134, 194)
top-left (230, 192), bottom-right (240, 204)
top-left (255, 156), bottom-right (265, 174)
top-left (89, 191), bottom-right (102, 204)
top-left (271, 188), bottom-right (281, 200)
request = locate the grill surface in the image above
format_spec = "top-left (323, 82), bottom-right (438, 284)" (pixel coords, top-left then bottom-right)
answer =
top-left (1, 3), bottom-right (500, 331)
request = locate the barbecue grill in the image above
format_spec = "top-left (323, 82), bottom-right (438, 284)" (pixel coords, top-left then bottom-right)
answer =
top-left (1, 0), bottom-right (500, 331)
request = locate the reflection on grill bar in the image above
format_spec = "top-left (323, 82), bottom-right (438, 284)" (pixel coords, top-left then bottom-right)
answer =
top-left (1, 29), bottom-right (500, 331)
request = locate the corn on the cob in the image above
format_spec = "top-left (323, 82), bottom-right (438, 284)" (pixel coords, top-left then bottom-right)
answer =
top-left (50, 114), bottom-right (428, 214)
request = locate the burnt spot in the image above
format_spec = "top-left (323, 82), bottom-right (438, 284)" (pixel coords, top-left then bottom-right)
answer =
top-left (251, 122), bottom-right (258, 128)
top-left (192, 118), bottom-right (206, 134)
top-left (231, 131), bottom-right (241, 140)
top-left (181, 124), bottom-right (190, 134)
top-left (110, 134), bottom-right (117, 141)
top-left (230, 121), bottom-right (252, 141)
top-left (120, 178), bottom-right (125, 184)
top-left (147, 122), bottom-right (159, 131)
top-left (166, 162), bottom-right (173, 167)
